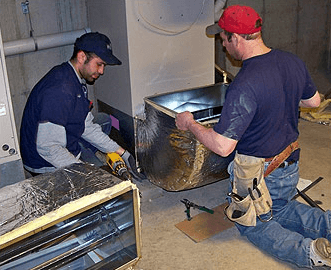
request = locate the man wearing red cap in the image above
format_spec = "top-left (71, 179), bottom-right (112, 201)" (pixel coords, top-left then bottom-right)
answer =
top-left (176, 5), bottom-right (330, 268)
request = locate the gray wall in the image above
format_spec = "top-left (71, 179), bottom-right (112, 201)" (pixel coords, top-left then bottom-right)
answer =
top-left (0, 0), bottom-right (88, 134)
top-left (0, 0), bottom-right (330, 138)
top-left (217, 0), bottom-right (331, 94)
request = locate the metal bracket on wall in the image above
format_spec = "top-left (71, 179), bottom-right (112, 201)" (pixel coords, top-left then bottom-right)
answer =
top-left (21, 1), bottom-right (29, 14)
top-left (21, 1), bottom-right (34, 37)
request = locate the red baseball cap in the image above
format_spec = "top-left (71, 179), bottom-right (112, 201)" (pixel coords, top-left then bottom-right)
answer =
top-left (206, 5), bottom-right (262, 35)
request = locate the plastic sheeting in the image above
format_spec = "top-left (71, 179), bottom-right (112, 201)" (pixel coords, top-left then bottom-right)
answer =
top-left (0, 163), bottom-right (123, 236)
top-left (136, 83), bottom-right (234, 191)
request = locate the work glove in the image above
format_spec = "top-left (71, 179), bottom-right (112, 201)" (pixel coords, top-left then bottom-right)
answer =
top-left (121, 150), bottom-right (146, 181)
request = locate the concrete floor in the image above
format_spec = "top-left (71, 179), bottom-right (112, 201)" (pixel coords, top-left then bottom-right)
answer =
top-left (132, 119), bottom-right (331, 270)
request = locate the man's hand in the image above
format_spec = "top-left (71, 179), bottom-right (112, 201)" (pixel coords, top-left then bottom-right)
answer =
top-left (175, 111), bottom-right (238, 157)
top-left (175, 111), bottom-right (196, 131)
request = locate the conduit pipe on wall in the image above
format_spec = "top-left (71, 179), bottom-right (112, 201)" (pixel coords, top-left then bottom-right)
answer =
top-left (214, 0), bottom-right (227, 22)
top-left (3, 28), bottom-right (91, 56)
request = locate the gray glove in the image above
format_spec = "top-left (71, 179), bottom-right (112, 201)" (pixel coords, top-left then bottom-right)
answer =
top-left (121, 151), bottom-right (146, 181)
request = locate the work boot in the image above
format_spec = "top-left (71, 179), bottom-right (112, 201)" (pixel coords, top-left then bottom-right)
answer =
top-left (310, 238), bottom-right (331, 267)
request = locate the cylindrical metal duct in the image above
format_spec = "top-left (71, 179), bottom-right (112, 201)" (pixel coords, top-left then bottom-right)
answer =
top-left (3, 28), bottom-right (91, 56)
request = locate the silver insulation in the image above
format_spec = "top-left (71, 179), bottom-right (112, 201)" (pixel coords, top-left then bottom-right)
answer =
top-left (0, 163), bottom-right (124, 236)
top-left (136, 83), bottom-right (234, 191)
top-left (0, 164), bottom-right (139, 269)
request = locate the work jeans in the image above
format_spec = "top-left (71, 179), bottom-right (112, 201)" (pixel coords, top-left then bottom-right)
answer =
top-left (78, 112), bottom-right (112, 167)
top-left (228, 160), bottom-right (331, 269)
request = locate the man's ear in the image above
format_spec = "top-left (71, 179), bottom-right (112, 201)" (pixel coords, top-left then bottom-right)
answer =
top-left (232, 33), bottom-right (239, 47)
top-left (77, 50), bottom-right (87, 64)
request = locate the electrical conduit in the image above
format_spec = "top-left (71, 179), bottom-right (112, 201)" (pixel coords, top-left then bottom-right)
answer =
top-left (3, 28), bottom-right (91, 56)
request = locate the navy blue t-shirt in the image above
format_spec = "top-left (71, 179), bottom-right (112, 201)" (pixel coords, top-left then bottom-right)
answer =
top-left (213, 49), bottom-right (316, 160)
top-left (20, 62), bottom-right (90, 169)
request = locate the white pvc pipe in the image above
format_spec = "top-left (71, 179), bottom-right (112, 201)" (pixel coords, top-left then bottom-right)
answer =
top-left (3, 28), bottom-right (91, 56)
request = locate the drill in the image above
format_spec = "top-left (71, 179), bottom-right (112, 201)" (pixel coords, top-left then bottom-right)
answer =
top-left (106, 152), bottom-right (132, 181)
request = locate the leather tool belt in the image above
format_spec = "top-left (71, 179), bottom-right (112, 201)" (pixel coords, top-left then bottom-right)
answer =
top-left (264, 140), bottom-right (299, 177)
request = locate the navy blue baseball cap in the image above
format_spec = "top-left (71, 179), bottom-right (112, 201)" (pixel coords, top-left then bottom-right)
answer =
top-left (74, 32), bottom-right (122, 65)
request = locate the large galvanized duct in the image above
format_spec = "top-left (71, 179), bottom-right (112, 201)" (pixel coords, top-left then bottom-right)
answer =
top-left (136, 82), bottom-right (234, 191)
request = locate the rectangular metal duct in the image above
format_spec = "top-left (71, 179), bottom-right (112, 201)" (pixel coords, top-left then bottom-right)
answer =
top-left (136, 83), bottom-right (234, 191)
top-left (0, 164), bottom-right (141, 269)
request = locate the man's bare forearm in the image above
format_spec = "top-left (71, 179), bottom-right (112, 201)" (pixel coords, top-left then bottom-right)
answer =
top-left (176, 111), bottom-right (237, 157)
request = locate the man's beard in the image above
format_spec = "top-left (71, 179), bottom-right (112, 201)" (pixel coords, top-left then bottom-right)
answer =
top-left (85, 78), bottom-right (96, 85)
top-left (85, 74), bottom-right (99, 85)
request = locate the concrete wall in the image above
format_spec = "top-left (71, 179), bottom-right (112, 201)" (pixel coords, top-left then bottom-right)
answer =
top-left (0, 0), bottom-right (88, 134)
top-left (217, 0), bottom-right (331, 94)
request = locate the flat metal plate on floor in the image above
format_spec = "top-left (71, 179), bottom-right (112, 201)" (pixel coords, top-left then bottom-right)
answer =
top-left (175, 203), bottom-right (234, 243)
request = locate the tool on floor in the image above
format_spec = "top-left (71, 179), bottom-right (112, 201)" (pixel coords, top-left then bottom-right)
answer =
top-left (292, 177), bottom-right (325, 212)
top-left (106, 152), bottom-right (132, 181)
top-left (180, 199), bottom-right (214, 221)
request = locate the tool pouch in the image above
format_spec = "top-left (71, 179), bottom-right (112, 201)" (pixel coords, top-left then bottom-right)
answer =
top-left (225, 152), bottom-right (273, 227)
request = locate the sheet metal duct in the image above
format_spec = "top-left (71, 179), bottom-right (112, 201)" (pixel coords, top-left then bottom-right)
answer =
top-left (0, 163), bottom-right (141, 269)
top-left (136, 82), bottom-right (234, 191)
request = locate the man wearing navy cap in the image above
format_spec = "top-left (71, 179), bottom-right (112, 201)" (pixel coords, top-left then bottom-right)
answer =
top-left (20, 32), bottom-right (141, 179)
top-left (176, 5), bottom-right (331, 268)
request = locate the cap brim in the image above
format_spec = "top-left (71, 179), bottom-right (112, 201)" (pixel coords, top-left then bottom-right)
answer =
top-left (206, 23), bottom-right (222, 36)
top-left (104, 54), bottom-right (122, 66)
